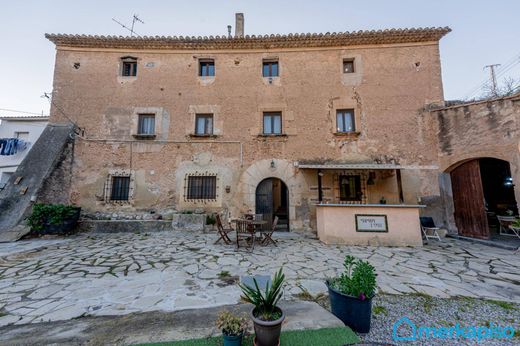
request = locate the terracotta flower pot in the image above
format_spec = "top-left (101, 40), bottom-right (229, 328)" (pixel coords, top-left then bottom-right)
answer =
top-left (250, 307), bottom-right (284, 346)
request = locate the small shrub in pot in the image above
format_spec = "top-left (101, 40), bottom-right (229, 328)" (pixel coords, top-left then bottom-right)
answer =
top-left (239, 268), bottom-right (285, 346)
top-left (216, 310), bottom-right (248, 346)
top-left (327, 255), bottom-right (377, 333)
top-left (27, 203), bottom-right (81, 235)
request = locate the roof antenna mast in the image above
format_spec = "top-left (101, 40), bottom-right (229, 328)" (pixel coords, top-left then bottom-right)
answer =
top-left (112, 14), bottom-right (145, 37)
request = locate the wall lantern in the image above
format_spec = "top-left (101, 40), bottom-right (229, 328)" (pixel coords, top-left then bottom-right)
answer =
top-left (270, 160), bottom-right (276, 169)
top-left (225, 185), bottom-right (231, 193)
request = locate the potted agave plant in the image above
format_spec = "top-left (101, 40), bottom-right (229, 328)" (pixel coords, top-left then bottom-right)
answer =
top-left (239, 268), bottom-right (285, 346)
top-left (326, 255), bottom-right (377, 333)
top-left (216, 310), bottom-right (248, 346)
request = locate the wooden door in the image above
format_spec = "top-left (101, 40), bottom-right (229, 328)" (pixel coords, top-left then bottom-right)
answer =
top-left (450, 160), bottom-right (490, 239)
top-left (256, 179), bottom-right (273, 231)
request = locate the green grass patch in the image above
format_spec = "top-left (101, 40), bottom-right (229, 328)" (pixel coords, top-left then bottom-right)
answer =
top-left (217, 271), bottom-right (230, 278)
top-left (373, 305), bottom-right (387, 316)
top-left (137, 327), bottom-right (359, 346)
top-left (485, 299), bottom-right (517, 310)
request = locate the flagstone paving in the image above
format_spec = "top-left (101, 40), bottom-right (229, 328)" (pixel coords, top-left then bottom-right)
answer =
top-left (0, 231), bottom-right (518, 327)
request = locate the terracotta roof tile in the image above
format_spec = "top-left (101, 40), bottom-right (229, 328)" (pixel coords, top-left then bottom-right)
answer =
top-left (45, 27), bottom-right (451, 50)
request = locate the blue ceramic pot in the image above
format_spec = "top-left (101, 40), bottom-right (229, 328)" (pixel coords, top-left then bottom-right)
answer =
top-left (223, 331), bottom-right (243, 346)
top-left (327, 281), bottom-right (373, 333)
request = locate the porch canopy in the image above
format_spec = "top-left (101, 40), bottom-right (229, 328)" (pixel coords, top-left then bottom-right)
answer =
top-left (295, 161), bottom-right (438, 204)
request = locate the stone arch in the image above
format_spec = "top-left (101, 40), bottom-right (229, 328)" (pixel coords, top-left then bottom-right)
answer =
top-left (235, 159), bottom-right (308, 229)
top-left (442, 153), bottom-right (513, 173)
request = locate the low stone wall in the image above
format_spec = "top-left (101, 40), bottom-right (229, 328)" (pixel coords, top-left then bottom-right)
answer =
top-left (171, 214), bottom-right (206, 232)
top-left (78, 220), bottom-right (173, 233)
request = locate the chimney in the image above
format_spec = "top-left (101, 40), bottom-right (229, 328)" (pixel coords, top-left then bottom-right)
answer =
top-left (235, 13), bottom-right (244, 37)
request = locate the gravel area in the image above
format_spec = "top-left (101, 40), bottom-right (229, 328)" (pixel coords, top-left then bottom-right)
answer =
top-left (313, 293), bottom-right (519, 345)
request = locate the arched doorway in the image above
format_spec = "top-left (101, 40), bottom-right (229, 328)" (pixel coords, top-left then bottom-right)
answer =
top-left (255, 178), bottom-right (289, 231)
top-left (450, 158), bottom-right (517, 239)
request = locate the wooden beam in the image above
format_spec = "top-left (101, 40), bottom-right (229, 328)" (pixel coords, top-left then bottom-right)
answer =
top-left (396, 169), bottom-right (404, 203)
top-left (317, 169), bottom-right (323, 203)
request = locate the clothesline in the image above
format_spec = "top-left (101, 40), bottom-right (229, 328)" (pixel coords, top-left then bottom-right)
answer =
top-left (0, 138), bottom-right (30, 156)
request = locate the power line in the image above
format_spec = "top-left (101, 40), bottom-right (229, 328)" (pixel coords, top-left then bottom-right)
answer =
top-left (464, 52), bottom-right (520, 99)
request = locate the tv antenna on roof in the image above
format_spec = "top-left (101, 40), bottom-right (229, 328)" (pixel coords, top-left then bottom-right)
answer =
top-left (112, 14), bottom-right (145, 37)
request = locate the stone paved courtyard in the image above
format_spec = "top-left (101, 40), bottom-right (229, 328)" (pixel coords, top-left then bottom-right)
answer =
top-left (0, 231), bottom-right (519, 327)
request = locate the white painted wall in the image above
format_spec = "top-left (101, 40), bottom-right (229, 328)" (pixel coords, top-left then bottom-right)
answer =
top-left (0, 117), bottom-right (48, 184)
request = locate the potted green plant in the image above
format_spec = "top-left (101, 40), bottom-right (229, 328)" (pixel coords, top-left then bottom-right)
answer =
top-left (326, 255), bottom-right (377, 333)
top-left (216, 310), bottom-right (248, 346)
top-left (239, 268), bottom-right (285, 346)
top-left (27, 203), bottom-right (81, 235)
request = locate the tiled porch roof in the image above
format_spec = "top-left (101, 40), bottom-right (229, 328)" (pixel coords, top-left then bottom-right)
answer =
top-left (45, 27), bottom-right (451, 50)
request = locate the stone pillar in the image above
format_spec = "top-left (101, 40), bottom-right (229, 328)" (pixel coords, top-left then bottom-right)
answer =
top-left (439, 172), bottom-right (457, 233)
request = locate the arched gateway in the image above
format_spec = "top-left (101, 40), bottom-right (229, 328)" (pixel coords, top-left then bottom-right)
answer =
top-left (255, 178), bottom-right (289, 231)
top-left (449, 158), bottom-right (517, 239)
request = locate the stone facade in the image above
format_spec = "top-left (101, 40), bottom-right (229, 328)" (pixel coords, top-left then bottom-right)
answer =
top-left (45, 28), bottom-right (449, 231)
top-left (429, 94), bottom-right (520, 231)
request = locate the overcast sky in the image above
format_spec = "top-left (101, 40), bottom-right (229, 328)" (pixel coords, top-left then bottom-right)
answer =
top-left (1, 0), bottom-right (519, 115)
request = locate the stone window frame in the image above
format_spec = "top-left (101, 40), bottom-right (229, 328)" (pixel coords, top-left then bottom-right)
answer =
top-left (131, 107), bottom-right (164, 139)
top-left (120, 56), bottom-right (138, 77)
top-left (340, 53), bottom-right (362, 86)
top-left (187, 105), bottom-right (221, 138)
top-left (104, 169), bottom-right (135, 204)
top-left (183, 172), bottom-right (219, 203)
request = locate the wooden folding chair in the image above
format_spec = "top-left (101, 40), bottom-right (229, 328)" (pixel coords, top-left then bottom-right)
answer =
top-left (236, 219), bottom-right (255, 251)
top-left (419, 216), bottom-right (442, 242)
top-left (259, 216), bottom-right (278, 246)
top-left (215, 214), bottom-right (233, 245)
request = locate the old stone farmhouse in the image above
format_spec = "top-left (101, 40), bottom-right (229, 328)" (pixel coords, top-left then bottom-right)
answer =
top-left (39, 16), bottom-right (451, 241)
top-left (2, 14), bottom-right (517, 246)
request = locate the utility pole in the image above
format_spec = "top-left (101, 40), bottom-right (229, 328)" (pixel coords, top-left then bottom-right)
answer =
top-left (484, 64), bottom-right (501, 96)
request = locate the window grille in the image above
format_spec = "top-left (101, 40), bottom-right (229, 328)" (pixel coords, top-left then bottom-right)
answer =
top-left (184, 173), bottom-right (218, 201)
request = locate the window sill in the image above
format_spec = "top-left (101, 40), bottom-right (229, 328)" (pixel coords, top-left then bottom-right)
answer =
top-left (258, 133), bottom-right (287, 137)
top-left (133, 134), bottom-right (156, 140)
top-left (333, 131), bottom-right (360, 139)
top-left (189, 134), bottom-right (218, 139)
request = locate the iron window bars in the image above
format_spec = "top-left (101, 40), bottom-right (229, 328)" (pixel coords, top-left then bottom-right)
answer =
top-left (184, 173), bottom-right (218, 201)
top-left (110, 176), bottom-right (131, 201)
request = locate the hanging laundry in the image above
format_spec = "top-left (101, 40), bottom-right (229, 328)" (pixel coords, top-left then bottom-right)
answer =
top-left (0, 138), bottom-right (25, 156)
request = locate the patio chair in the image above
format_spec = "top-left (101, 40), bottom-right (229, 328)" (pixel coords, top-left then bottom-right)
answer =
top-left (258, 216), bottom-right (279, 246)
top-left (497, 216), bottom-right (517, 236)
top-left (215, 214), bottom-right (233, 245)
top-left (419, 217), bottom-right (442, 242)
top-left (236, 219), bottom-right (255, 251)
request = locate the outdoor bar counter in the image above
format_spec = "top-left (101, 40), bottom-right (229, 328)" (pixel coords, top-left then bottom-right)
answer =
top-left (316, 204), bottom-right (425, 246)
